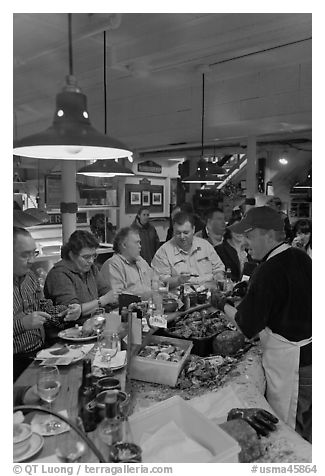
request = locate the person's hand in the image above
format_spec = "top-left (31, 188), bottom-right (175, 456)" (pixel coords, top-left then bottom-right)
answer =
top-left (63, 303), bottom-right (81, 321)
top-left (177, 272), bottom-right (191, 286)
top-left (22, 311), bottom-right (50, 330)
top-left (232, 281), bottom-right (248, 298)
top-left (102, 290), bottom-right (118, 305)
top-left (292, 237), bottom-right (304, 249)
top-left (211, 289), bottom-right (229, 311)
top-left (227, 408), bottom-right (279, 437)
top-left (23, 384), bottom-right (40, 405)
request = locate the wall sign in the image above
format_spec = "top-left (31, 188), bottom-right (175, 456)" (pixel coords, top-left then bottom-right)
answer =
top-left (137, 160), bottom-right (162, 174)
top-left (40, 212), bottom-right (88, 225)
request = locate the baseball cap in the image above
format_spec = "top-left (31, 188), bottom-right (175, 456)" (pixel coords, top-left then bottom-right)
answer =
top-left (228, 206), bottom-right (284, 234)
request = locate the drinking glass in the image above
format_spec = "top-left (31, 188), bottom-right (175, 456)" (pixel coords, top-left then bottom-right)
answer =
top-left (55, 417), bottom-right (88, 462)
top-left (37, 365), bottom-right (61, 433)
top-left (98, 332), bottom-right (119, 367)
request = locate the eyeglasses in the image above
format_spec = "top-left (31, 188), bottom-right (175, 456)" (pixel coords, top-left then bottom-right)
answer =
top-left (79, 253), bottom-right (98, 262)
top-left (20, 250), bottom-right (40, 260)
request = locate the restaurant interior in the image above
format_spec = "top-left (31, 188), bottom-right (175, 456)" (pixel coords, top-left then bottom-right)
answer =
top-left (12, 12), bottom-right (312, 466)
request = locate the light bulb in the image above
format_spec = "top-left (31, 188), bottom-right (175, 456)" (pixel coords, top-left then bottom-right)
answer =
top-left (279, 158), bottom-right (288, 165)
top-left (66, 146), bottom-right (83, 155)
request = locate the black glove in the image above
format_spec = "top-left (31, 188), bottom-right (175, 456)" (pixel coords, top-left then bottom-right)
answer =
top-left (232, 281), bottom-right (248, 298)
top-left (227, 408), bottom-right (279, 437)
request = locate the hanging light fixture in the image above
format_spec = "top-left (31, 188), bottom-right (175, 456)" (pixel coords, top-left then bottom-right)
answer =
top-left (78, 30), bottom-right (134, 178)
top-left (78, 159), bottom-right (134, 177)
top-left (182, 73), bottom-right (225, 184)
top-left (13, 14), bottom-right (132, 161)
top-left (292, 170), bottom-right (312, 190)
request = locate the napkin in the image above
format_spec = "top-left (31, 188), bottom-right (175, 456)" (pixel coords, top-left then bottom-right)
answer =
top-left (93, 350), bottom-right (127, 370)
top-left (188, 384), bottom-right (245, 424)
top-left (140, 420), bottom-right (213, 463)
top-left (31, 409), bottom-right (70, 436)
top-left (36, 344), bottom-right (94, 364)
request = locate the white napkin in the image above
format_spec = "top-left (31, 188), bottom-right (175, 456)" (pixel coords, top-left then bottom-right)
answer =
top-left (188, 384), bottom-right (245, 424)
top-left (36, 344), bottom-right (94, 363)
top-left (93, 350), bottom-right (127, 370)
top-left (31, 409), bottom-right (70, 436)
top-left (140, 420), bottom-right (213, 463)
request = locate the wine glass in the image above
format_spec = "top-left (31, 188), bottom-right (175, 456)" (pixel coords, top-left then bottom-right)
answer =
top-left (37, 365), bottom-right (61, 433)
top-left (98, 332), bottom-right (119, 368)
top-left (55, 417), bottom-right (88, 462)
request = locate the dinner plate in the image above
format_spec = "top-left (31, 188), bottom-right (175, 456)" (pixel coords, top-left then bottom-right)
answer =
top-left (13, 433), bottom-right (44, 462)
top-left (58, 328), bottom-right (97, 342)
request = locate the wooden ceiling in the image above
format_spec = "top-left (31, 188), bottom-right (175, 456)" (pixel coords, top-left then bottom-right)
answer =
top-left (13, 12), bottom-right (312, 164)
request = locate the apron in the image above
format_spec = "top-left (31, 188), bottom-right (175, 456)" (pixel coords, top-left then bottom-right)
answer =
top-left (259, 243), bottom-right (312, 429)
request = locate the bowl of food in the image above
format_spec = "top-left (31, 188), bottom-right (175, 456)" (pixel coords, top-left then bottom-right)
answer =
top-left (164, 310), bottom-right (227, 357)
top-left (13, 423), bottom-right (33, 458)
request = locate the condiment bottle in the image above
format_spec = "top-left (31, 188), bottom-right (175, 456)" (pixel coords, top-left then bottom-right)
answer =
top-left (78, 372), bottom-right (97, 432)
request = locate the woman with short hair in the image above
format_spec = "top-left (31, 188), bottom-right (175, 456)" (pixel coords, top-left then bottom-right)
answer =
top-left (44, 230), bottom-right (117, 321)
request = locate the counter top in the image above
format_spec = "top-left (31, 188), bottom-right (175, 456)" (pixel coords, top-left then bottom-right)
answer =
top-left (131, 344), bottom-right (312, 463)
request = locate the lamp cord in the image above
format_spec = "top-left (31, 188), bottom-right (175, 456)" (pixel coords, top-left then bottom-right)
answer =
top-left (104, 30), bottom-right (108, 135)
top-left (68, 13), bottom-right (74, 76)
top-left (201, 73), bottom-right (205, 160)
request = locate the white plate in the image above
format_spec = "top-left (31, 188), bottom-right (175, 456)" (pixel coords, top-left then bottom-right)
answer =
top-left (13, 433), bottom-right (44, 462)
top-left (35, 346), bottom-right (90, 365)
top-left (58, 328), bottom-right (97, 342)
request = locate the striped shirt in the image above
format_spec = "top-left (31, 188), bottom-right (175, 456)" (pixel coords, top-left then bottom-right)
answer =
top-left (13, 271), bottom-right (44, 354)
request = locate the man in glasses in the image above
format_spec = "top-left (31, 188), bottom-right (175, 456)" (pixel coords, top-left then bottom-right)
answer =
top-left (13, 227), bottom-right (49, 381)
top-left (44, 230), bottom-right (117, 322)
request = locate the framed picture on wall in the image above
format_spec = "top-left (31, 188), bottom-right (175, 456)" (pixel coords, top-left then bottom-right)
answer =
top-left (130, 191), bottom-right (141, 205)
top-left (152, 192), bottom-right (162, 205)
top-left (142, 191), bottom-right (150, 206)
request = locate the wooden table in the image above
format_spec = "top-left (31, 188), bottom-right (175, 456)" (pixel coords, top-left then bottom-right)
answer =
top-left (14, 303), bottom-right (312, 463)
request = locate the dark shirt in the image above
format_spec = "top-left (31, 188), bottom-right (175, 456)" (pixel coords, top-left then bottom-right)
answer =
top-left (215, 240), bottom-right (242, 282)
top-left (131, 218), bottom-right (160, 265)
top-left (235, 246), bottom-right (312, 366)
top-left (13, 271), bottom-right (44, 354)
top-left (44, 259), bottom-right (110, 316)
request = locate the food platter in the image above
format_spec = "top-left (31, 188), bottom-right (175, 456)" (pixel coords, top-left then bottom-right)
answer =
top-left (58, 326), bottom-right (97, 342)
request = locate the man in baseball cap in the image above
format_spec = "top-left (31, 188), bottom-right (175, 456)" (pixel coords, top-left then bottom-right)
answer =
top-left (216, 206), bottom-right (312, 442)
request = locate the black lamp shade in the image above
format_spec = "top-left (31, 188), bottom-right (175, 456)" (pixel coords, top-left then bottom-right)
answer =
top-left (77, 159), bottom-right (135, 177)
top-left (13, 88), bottom-right (132, 160)
top-left (182, 159), bottom-right (225, 183)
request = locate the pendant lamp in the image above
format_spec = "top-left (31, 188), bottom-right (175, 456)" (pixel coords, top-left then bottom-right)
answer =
top-left (182, 73), bottom-right (225, 184)
top-left (78, 31), bottom-right (134, 178)
top-left (13, 14), bottom-right (132, 161)
top-left (292, 171), bottom-right (312, 190)
top-left (78, 159), bottom-right (134, 177)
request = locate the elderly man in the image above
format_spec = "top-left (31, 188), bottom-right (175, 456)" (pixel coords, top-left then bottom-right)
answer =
top-left (152, 211), bottom-right (225, 289)
top-left (215, 207), bottom-right (312, 442)
top-left (100, 227), bottom-right (153, 298)
top-left (13, 227), bottom-right (50, 381)
top-left (195, 207), bottom-right (226, 247)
